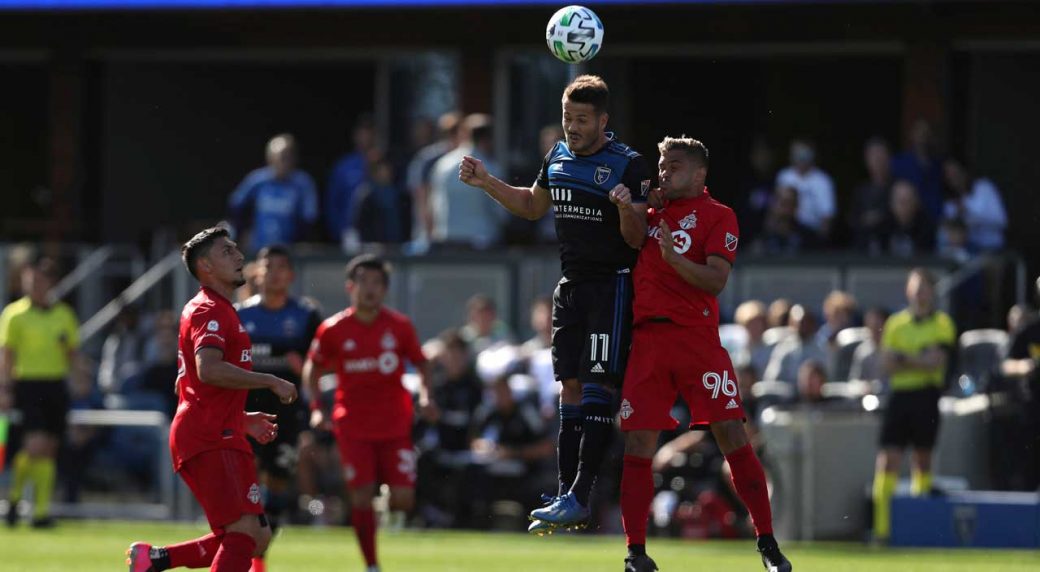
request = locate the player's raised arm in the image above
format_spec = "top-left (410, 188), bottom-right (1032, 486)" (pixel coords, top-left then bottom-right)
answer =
top-left (609, 184), bottom-right (648, 249)
top-left (459, 155), bottom-right (552, 221)
top-left (196, 347), bottom-right (297, 403)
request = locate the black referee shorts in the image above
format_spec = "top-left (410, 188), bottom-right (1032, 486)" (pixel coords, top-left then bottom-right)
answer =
top-left (880, 386), bottom-right (941, 449)
top-left (13, 380), bottom-right (70, 438)
top-left (552, 274), bottom-right (633, 387)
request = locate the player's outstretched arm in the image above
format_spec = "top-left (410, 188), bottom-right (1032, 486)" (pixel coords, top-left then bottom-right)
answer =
top-left (459, 156), bottom-right (552, 221)
top-left (609, 184), bottom-right (648, 249)
top-left (196, 347), bottom-right (298, 403)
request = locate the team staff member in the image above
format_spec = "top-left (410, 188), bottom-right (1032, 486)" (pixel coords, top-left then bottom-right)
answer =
top-left (872, 268), bottom-right (956, 542)
top-left (1001, 277), bottom-right (1040, 490)
top-left (1, 258), bottom-right (79, 528)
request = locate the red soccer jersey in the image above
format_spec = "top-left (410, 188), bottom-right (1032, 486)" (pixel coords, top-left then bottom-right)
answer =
top-left (633, 188), bottom-right (740, 327)
top-left (307, 307), bottom-right (426, 441)
top-left (170, 287), bottom-right (254, 471)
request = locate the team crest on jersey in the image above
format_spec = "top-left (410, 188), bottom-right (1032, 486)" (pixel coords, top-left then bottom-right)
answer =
top-left (247, 483), bottom-right (261, 504)
top-left (207, 320), bottom-right (219, 332)
top-left (381, 331), bottom-right (397, 350)
top-left (679, 212), bottom-right (697, 230)
top-left (283, 318), bottom-right (297, 336)
top-left (620, 399), bottom-right (634, 420)
top-left (725, 232), bottom-right (739, 251)
top-left (594, 166), bottom-right (612, 185)
top-left (343, 339), bottom-right (357, 352)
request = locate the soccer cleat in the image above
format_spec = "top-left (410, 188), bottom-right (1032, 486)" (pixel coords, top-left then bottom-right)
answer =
top-left (757, 537), bottom-right (793, 572)
top-left (365, 566), bottom-right (381, 572)
top-left (4, 504), bottom-right (17, 528)
top-left (624, 553), bottom-right (659, 572)
top-left (126, 542), bottom-right (154, 572)
top-left (29, 516), bottom-right (55, 529)
top-left (529, 491), bottom-right (590, 526)
top-left (528, 519), bottom-right (556, 536)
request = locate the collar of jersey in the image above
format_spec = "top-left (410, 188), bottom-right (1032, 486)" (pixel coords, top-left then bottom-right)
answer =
top-left (664, 187), bottom-right (711, 209)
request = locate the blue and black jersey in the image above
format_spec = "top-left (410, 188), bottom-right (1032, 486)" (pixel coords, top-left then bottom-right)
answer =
top-left (536, 133), bottom-right (651, 281)
top-left (235, 295), bottom-right (323, 385)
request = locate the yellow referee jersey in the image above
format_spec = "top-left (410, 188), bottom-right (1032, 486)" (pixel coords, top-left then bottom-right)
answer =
top-left (0, 297), bottom-right (80, 381)
top-left (881, 308), bottom-right (956, 392)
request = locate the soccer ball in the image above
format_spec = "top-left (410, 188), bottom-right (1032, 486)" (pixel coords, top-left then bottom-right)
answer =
top-left (545, 5), bottom-right (604, 64)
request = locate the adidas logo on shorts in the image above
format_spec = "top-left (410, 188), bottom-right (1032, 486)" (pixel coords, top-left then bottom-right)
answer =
top-left (725, 398), bottom-right (739, 410)
top-left (590, 363), bottom-right (605, 374)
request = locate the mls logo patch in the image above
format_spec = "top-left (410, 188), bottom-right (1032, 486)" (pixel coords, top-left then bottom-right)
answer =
top-left (679, 212), bottom-right (697, 230)
top-left (343, 339), bottom-right (357, 352)
top-left (724, 232), bottom-right (739, 252)
top-left (381, 331), bottom-right (397, 350)
top-left (207, 320), bottom-right (219, 332)
top-left (594, 166), bottom-right (612, 186)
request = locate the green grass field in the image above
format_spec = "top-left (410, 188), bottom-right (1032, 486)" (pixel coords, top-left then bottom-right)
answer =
top-left (1, 520), bottom-right (1038, 571)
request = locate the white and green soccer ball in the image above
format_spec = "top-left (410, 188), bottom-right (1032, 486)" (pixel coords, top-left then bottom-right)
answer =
top-left (545, 5), bottom-right (604, 64)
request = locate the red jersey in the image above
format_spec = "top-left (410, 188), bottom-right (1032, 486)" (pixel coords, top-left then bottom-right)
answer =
top-left (633, 188), bottom-right (739, 327)
top-left (170, 287), bottom-right (254, 471)
top-left (307, 307), bottom-right (426, 441)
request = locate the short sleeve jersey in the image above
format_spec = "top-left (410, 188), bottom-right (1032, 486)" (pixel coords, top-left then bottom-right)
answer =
top-left (633, 189), bottom-right (740, 327)
top-left (170, 287), bottom-right (255, 470)
top-left (307, 307), bottom-right (426, 441)
top-left (536, 133), bottom-right (651, 280)
top-left (0, 297), bottom-right (79, 381)
top-left (236, 295), bottom-right (322, 384)
top-left (881, 309), bottom-right (957, 392)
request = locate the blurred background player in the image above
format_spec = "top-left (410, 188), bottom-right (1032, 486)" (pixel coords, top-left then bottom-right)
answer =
top-left (611, 137), bottom-right (791, 572)
top-left (1, 258), bottom-right (79, 528)
top-left (235, 244), bottom-right (322, 572)
top-left (127, 227), bottom-right (297, 572)
top-left (460, 74), bottom-right (651, 533)
top-left (302, 254), bottom-right (437, 572)
top-left (872, 268), bottom-right (956, 543)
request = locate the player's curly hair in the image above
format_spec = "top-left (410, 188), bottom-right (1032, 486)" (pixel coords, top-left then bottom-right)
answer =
top-left (563, 75), bottom-right (609, 114)
top-left (658, 136), bottom-right (709, 168)
top-left (181, 225), bottom-right (231, 280)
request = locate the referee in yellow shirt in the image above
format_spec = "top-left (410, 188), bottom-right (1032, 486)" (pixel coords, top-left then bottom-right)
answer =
top-left (1, 258), bottom-right (80, 528)
top-left (872, 267), bottom-right (956, 542)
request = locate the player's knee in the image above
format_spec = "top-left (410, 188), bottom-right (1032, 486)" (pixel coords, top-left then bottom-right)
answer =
top-left (711, 419), bottom-right (748, 455)
top-left (623, 431), bottom-right (657, 458)
top-left (580, 382), bottom-right (613, 406)
top-left (252, 519), bottom-right (273, 556)
top-left (388, 488), bottom-right (415, 512)
top-left (349, 486), bottom-right (377, 508)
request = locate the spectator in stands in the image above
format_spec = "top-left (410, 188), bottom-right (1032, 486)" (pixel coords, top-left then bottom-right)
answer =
top-left (468, 375), bottom-right (554, 526)
top-left (941, 157), bottom-right (1007, 252)
top-left (228, 134), bottom-right (319, 254)
top-left (1001, 278), bottom-right (1040, 491)
top-left (937, 217), bottom-right (973, 263)
top-left (521, 296), bottom-right (552, 355)
top-left (796, 359), bottom-right (828, 404)
top-left (97, 305), bottom-right (146, 395)
top-left (1007, 303), bottom-right (1033, 337)
top-left (1, 258), bottom-right (79, 527)
top-left (873, 268), bottom-right (957, 542)
top-left (327, 115), bottom-right (378, 249)
top-left (407, 112), bottom-right (462, 244)
top-left (750, 185), bottom-right (819, 255)
top-left (817, 290), bottom-right (858, 348)
top-left (891, 119), bottom-right (944, 220)
top-left (124, 310), bottom-right (179, 417)
top-left (353, 157), bottom-right (408, 245)
top-left (429, 114), bottom-right (505, 248)
top-left (849, 137), bottom-right (894, 244)
top-left (735, 362), bottom-right (762, 433)
top-left (733, 300), bottom-right (772, 377)
top-left (737, 136), bottom-right (776, 243)
top-left (767, 298), bottom-right (793, 330)
top-left (460, 294), bottom-right (513, 355)
top-left (763, 304), bottom-right (827, 384)
top-left (775, 139), bottom-right (836, 240)
top-left (870, 179), bottom-right (936, 257)
top-left (849, 307), bottom-right (890, 385)
top-left (518, 297), bottom-right (556, 417)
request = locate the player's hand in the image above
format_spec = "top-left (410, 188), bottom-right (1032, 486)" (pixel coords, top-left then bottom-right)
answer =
top-left (268, 375), bottom-right (298, 404)
top-left (609, 184), bottom-right (632, 208)
top-left (310, 408), bottom-right (332, 431)
top-left (657, 219), bottom-right (676, 260)
top-left (459, 156), bottom-right (490, 188)
top-left (648, 187), bottom-right (666, 210)
top-left (418, 395), bottom-right (440, 424)
top-left (245, 411), bottom-right (279, 445)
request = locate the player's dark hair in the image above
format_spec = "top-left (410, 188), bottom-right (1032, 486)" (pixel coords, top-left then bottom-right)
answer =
top-left (658, 136), bottom-right (709, 169)
top-left (563, 75), bottom-right (610, 115)
top-left (345, 253), bottom-right (391, 285)
top-left (257, 243), bottom-right (293, 268)
top-left (908, 267), bottom-right (938, 288)
top-left (182, 226), bottom-right (231, 280)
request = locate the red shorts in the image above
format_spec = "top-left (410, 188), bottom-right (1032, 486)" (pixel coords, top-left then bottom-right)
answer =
top-left (335, 433), bottom-right (417, 490)
top-left (620, 322), bottom-right (745, 431)
top-left (178, 449), bottom-right (264, 533)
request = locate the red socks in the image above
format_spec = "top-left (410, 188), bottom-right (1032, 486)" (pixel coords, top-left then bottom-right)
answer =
top-left (351, 507), bottom-right (378, 567)
top-left (621, 455), bottom-right (654, 548)
top-left (165, 533), bottom-right (222, 569)
top-left (725, 443), bottom-right (774, 536)
top-left (211, 532), bottom-right (256, 572)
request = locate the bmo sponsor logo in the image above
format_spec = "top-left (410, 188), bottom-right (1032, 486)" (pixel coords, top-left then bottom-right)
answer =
top-left (240, 349), bottom-right (252, 363)
top-left (343, 351), bottom-right (399, 375)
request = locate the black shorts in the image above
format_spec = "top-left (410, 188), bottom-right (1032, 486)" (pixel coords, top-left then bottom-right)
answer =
top-left (13, 380), bottom-right (69, 438)
top-left (880, 386), bottom-right (941, 449)
top-left (552, 274), bottom-right (633, 387)
top-left (246, 387), bottom-right (308, 479)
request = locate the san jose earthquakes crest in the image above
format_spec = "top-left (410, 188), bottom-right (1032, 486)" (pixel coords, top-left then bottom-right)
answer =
top-left (594, 165), bottom-right (612, 185)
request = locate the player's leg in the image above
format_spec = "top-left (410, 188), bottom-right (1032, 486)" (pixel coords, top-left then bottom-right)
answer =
top-left (621, 430), bottom-right (659, 572)
top-left (378, 436), bottom-right (418, 530)
top-left (551, 280), bottom-right (584, 498)
top-left (340, 437), bottom-right (380, 570)
top-left (215, 514), bottom-right (271, 572)
top-left (909, 388), bottom-right (940, 497)
top-left (873, 393), bottom-right (908, 541)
